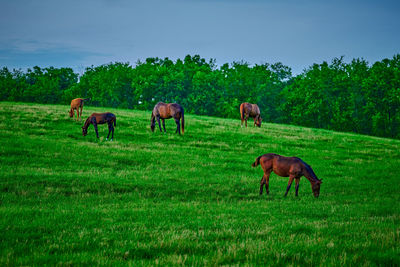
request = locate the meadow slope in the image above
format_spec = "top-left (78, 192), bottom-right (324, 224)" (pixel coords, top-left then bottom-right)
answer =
top-left (0, 102), bottom-right (399, 266)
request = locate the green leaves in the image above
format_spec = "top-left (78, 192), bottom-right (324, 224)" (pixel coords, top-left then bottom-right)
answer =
top-left (280, 55), bottom-right (400, 139)
top-left (1, 54), bottom-right (399, 139)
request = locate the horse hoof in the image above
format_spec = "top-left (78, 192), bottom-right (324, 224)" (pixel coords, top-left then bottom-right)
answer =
top-left (110, 139), bottom-right (113, 141)
top-left (106, 138), bottom-right (108, 141)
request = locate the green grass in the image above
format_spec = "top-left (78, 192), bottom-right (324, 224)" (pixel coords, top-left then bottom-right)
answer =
top-left (0, 101), bottom-right (399, 266)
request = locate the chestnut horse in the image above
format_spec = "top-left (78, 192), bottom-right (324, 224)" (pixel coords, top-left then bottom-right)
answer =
top-left (82, 112), bottom-right (116, 141)
top-left (150, 102), bottom-right (185, 135)
top-left (252, 153), bottom-right (322, 198)
top-left (69, 98), bottom-right (90, 120)
top-left (240, 102), bottom-right (262, 127)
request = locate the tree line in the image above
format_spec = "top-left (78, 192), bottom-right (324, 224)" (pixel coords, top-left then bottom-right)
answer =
top-left (1, 54), bottom-right (399, 139)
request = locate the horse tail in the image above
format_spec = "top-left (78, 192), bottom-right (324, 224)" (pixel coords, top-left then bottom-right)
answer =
top-left (252, 155), bottom-right (262, 167)
top-left (114, 117), bottom-right (116, 127)
top-left (181, 109), bottom-right (185, 135)
top-left (240, 103), bottom-right (245, 120)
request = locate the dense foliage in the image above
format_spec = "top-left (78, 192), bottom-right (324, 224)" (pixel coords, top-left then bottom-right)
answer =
top-left (1, 54), bottom-right (399, 138)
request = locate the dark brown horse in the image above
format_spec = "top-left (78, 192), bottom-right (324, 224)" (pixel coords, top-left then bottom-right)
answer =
top-left (240, 102), bottom-right (262, 127)
top-left (150, 102), bottom-right (185, 135)
top-left (82, 112), bottom-right (116, 140)
top-left (252, 153), bottom-right (322, 198)
top-left (69, 98), bottom-right (90, 120)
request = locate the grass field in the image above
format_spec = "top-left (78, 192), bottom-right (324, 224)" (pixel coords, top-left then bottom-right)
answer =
top-left (0, 102), bottom-right (399, 266)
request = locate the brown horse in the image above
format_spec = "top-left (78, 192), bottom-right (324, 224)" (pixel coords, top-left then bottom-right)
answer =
top-left (150, 102), bottom-right (185, 135)
top-left (240, 102), bottom-right (262, 127)
top-left (69, 98), bottom-right (90, 120)
top-left (252, 153), bottom-right (322, 198)
top-left (82, 112), bottom-right (116, 140)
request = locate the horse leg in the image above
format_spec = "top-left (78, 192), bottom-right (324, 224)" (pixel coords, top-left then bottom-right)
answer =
top-left (111, 125), bottom-right (114, 141)
top-left (162, 119), bottom-right (166, 132)
top-left (156, 116), bottom-right (162, 132)
top-left (265, 172), bottom-right (271, 195)
top-left (295, 178), bottom-right (300, 196)
top-left (175, 118), bottom-right (181, 135)
top-left (106, 122), bottom-right (111, 141)
top-left (94, 124), bottom-right (99, 138)
top-left (284, 175), bottom-right (295, 197)
top-left (80, 106), bottom-right (83, 120)
top-left (245, 115), bottom-right (249, 127)
top-left (91, 118), bottom-right (99, 138)
top-left (260, 171), bottom-right (271, 195)
top-left (76, 108), bottom-right (79, 121)
top-left (259, 176), bottom-right (265, 195)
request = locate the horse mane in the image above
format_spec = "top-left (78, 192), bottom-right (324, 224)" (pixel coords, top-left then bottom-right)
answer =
top-left (299, 159), bottom-right (320, 182)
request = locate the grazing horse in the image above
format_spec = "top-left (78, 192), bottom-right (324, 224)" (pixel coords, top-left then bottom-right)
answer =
top-left (252, 153), bottom-right (322, 198)
top-left (69, 98), bottom-right (90, 120)
top-left (240, 102), bottom-right (262, 127)
top-left (150, 102), bottom-right (185, 135)
top-left (82, 112), bottom-right (116, 141)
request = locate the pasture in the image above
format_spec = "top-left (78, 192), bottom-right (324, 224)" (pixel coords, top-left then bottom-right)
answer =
top-left (0, 102), bottom-right (399, 266)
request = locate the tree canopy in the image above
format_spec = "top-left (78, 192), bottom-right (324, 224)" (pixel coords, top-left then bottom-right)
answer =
top-left (1, 54), bottom-right (399, 139)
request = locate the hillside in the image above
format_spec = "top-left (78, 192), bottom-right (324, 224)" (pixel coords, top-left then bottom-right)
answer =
top-left (0, 102), bottom-right (399, 265)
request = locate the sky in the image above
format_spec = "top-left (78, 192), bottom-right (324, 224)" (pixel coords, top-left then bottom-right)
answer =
top-left (0, 0), bottom-right (399, 75)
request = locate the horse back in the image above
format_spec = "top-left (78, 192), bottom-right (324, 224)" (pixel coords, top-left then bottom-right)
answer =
top-left (168, 103), bottom-right (184, 117)
top-left (241, 102), bottom-right (252, 113)
top-left (70, 98), bottom-right (83, 108)
top-left (241, 102), bottom-right (259, 117)
top-left (260, 153), bottom-right (302, 177)
top-left (90, 112), bottom-right (115, 124)
top-left (277, 156), bottom-right (308, 177)
top-left (154, 102), bottom-right (183, 119)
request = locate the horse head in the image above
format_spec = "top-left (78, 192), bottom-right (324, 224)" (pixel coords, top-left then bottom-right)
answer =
top-left (311, 180), bottom-right (322, 198)
top-left (255, 116), bottom-right (262, 127)
top-left (69, 109), bottom-right (74, 118)
top-left (82, 126), bottom-right (88, 136)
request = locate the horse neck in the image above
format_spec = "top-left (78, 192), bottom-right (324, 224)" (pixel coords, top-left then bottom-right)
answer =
top-left (83, 117), bottom-right (91, 129)
top-left (302, 164), bottom-right (319, 185)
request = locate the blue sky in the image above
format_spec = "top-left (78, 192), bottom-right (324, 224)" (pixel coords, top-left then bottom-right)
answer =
top-left (0, 0), bottom-right (399, 75)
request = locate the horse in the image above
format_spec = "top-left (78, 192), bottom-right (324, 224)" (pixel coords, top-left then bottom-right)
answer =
top-left (69, 98), bottom-right (90, 120)
top-left (150, 102), bottom-right (185, 135)
top-left (240, 102), bottom-right (262, 127)
top-left (252, 153), bottom-right (322, 198)
top-left (82, 112), bottom-right (116, 141)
